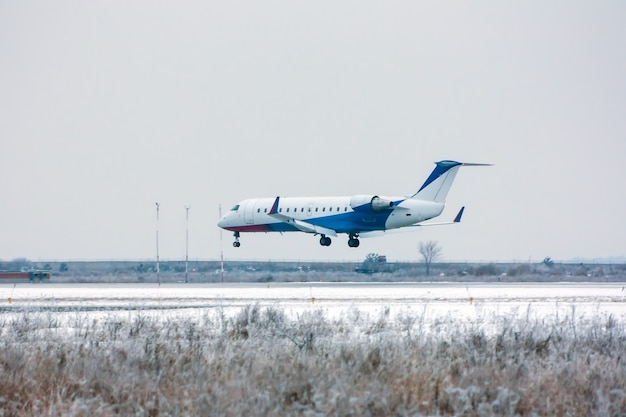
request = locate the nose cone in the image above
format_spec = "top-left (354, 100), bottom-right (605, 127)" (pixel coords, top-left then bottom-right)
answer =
top-left (218, 211), bottom-right (236, 230)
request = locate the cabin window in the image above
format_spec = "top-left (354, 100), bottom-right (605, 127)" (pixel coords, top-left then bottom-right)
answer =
top-left (322, 207), bottom-right (326, 212)
top-left (329, 207), bottom-right (332, 212)
top-left (279, 208), bottom-right (283, 213)
top-left (257, 208), bottom-right (260, 213)
top-left (264, 208), bottom-right (267, 213)
top-left (344, 207), bottom-right (348, 212)
top-left (315, 208), bottom-right (319, 212)
top-left (301, 208), bottom-right (304, 212)
top-left (286, 208), bottom-right (290, 213)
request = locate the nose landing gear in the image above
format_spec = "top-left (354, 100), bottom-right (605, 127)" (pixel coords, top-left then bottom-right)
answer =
top-left (233, 231), bottom-right (241, 247)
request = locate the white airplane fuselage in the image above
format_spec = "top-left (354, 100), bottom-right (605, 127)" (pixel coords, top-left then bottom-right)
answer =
top-left (218, 160), bottom-right (490, 248)
top-left (218, 196), bottom-right (444, 234)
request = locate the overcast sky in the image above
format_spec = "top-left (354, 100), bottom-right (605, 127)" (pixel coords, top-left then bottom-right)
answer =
top-left (1, 1), bottom-right (625, 263)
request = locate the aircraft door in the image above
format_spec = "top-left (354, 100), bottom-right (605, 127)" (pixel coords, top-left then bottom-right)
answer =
top-left (244, 200), bottom-right (256, 224)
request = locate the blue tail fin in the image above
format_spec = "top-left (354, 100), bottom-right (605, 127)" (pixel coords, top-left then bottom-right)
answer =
top-left (412, 160), bottom-right (463, 202)
top-left (412, 160), bottom-right (492, 202)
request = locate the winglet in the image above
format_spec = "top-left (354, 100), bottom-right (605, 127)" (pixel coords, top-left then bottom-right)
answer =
top-left (453, 206), bottom-right (465, 223)
top-left (269, 196), bottom-right (280, 214)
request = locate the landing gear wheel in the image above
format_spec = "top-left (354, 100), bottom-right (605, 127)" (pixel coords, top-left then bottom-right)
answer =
top-left (319, 235), bottom-right (332, 246)
top-left (233, 241), bottom-right (241, 248)
top-left (233, 231), bottom-right (241, 248)
top-left (348, 234), bottom-right (360, 248)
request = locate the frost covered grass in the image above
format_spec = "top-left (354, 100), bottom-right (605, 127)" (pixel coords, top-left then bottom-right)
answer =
top-left (0, 305), bottom-right (625, 416)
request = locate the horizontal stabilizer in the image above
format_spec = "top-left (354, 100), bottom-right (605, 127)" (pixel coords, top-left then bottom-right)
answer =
top-left (414, 206), bottom-right (466, 227)
top-left (359, 207), bottom-right (463, 238)
top-left (454, 206), bottom-right (465, 223)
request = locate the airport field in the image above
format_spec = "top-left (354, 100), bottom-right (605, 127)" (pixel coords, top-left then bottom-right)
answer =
top-left (3, 259), bottom-right (626, 283)
top-left (0, 282), bottom-right (625, 416)
top-left (1, 260), bottom-right (625, 415)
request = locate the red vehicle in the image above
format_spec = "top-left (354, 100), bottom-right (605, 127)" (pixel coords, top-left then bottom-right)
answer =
top-left (0, 271), bottom-right (50, 282)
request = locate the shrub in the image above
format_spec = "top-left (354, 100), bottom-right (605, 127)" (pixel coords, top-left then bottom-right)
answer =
top-left (0, 306), bottom-right (623, 416)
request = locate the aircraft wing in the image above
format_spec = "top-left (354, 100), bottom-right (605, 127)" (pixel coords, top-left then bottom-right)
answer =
top-left (268, 197), bottom-right (338, 237)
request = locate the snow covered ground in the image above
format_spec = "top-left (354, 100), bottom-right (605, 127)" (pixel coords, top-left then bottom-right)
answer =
top-left (1, 282), bottom-right (625, 415)
top-left (2, 282), bottom-right (625, 328)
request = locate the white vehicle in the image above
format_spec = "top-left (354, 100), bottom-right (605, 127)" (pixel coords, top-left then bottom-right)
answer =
top-left (218, 160), bottom-right (490, 248)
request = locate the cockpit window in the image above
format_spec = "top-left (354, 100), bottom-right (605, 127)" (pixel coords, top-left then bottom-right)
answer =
top-left (231, 205), bottom-right (240, 211)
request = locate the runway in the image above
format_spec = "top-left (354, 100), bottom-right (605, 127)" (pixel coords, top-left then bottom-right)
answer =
top-left (2, 282), bottom-right (625, 324)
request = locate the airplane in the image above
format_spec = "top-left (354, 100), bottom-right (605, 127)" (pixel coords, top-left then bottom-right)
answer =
top-left (217, 160), bottom-right (491, 248)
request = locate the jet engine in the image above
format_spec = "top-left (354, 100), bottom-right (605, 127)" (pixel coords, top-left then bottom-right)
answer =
top-left (350, 195), bottom-right (394, 212)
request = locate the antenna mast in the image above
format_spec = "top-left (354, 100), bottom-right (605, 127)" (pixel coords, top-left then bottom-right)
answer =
top-left (155, 202), bottom-right (160, 286)
top-left (219, 204), bottom-right (224, 282)
top-left (184, 205), bottom-right (191, 283)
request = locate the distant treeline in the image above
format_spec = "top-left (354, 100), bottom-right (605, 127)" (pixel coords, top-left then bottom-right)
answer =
top-left (2, 258), bottom-right (625, 283)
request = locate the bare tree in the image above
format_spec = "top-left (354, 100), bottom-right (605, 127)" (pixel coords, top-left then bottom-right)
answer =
top-left (419, 240), bottom-right (442, 276)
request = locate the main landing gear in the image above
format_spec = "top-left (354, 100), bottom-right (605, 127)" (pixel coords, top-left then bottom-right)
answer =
top-left (319, 235), bottom-right (332, 246)
top-left (320, 233), bottom-right (360, 247)
top-left (233, 231), bottom-right (241, 247)
top-left (348, 233), bottom-right (360, 248)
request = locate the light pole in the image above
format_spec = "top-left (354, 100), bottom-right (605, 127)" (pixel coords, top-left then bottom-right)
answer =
top-left (219, 204), bottom-right (224, 282)
top-left (184, 205), bottom-right (190, 283)
top-left (155, 202), bottom-right (160, 286)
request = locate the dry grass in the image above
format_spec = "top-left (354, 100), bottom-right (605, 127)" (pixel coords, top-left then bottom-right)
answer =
top-left (0, 305), bottom-right (624, 416)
